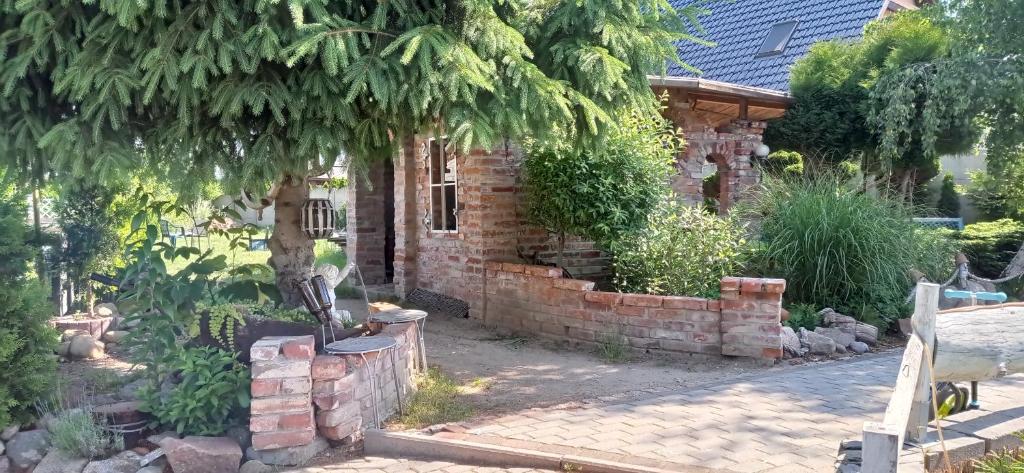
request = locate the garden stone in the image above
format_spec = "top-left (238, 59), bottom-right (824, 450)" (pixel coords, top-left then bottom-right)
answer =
top-left (94, 303), bottom-right (119, 318)
top-left (102, 331), bottom-right (129, 344)
top-left (245, 436), bottom-right (328, 466)
top-left (0, 426), bottom-right (18, 441)
top-left (118, 379), bottom-right (147, 401)
top-left (62, 329), bottom-right (89, 342)
top-left (814, 327), bottom-right (855, 349)
top-left (160, 436), bottom-right (242, 473)
top-left (138, 448), bottom-right (164, 467)
top-left (781, 326), bottom-right (801, 358)
top-left (798, 328), bottom-right (836, 355)
top-left (7, 429), bottom-right (49, 468)
top-left (56, 342), bottom-right (71, 357)
top-left (0, 455), bottom-right (9, 473)
top-left (849, 341), bottom-right (870, 354)
top-left (68, 334), bottom-right (105, 359)
top-left (34, 449), bottom-right (89, 473)
top-left (135, 467), bottom-right (163, 473)
top-left (854, 322), bottom-right (879, 346)
top-left (240, 460), bottom-right (273, 473)
top-left (0, 439), bottom-right (3, 456)
top-left (226, 425), bottom-right (252, 451)
top-left (820, 308), bottom-right (857, 328)
top-left (144, 432), bottom-right (178, 448)
top-left (82, 451), bottom-right (140, 473)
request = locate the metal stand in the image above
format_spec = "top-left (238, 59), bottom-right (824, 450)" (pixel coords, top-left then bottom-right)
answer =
top-left (324, 336), bottom-right (403, 428)
top-left (367, 309), bottom-right (429, 371)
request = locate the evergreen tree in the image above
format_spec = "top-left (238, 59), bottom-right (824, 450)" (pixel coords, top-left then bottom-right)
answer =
top-left (936, 173), bottom-right (960, 218)
top-left (1, 0), bottom-right (710, 304)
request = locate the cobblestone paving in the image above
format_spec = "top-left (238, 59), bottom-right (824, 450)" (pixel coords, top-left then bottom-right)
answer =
top-left (464, 353), bottom-right (1024, 473)
top-left (290, 456), bottom-right (555, 473)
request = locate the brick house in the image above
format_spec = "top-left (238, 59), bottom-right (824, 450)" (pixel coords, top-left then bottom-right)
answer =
top-left (345, 0), bottom-right (913, 360)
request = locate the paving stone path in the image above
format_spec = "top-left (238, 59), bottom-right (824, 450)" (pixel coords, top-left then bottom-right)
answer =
top-left (462, 352), bottom-right (1024, 472)
top-left (290, 456), bottom-right (555, 473)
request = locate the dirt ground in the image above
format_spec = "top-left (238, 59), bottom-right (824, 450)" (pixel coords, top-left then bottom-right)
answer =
top-left (419, 313), bottom-right (766, 417)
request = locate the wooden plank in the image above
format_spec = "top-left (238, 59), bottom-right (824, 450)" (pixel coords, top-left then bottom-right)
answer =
top-left (932, 305), bottom-right (1024, 381)
top-left (908, 283), bottom-right (939, 443)
top-left (862, 422), bottom-right (900, 473)
top-left (882, 283), bottom-right (939, 445)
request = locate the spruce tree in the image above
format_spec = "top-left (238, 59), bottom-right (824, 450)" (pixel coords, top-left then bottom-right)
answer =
top-left (1, 0), bottom-right (708, 305)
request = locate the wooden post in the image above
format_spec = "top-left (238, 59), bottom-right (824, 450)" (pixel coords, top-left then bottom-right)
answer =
top-left (882, 283), bottom-right (939, 445)
top-left (862, 422), bottom-right (900, 473)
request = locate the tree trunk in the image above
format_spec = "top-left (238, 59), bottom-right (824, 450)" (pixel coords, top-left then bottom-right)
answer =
top-left (32, 185), bottom-right (45, 280)
top-left (931, 303), bottom-right (1024, 382)
top-left (269, 178), bottom-right (316, 308)
top-left (556, 231), bottom-right (566, 270)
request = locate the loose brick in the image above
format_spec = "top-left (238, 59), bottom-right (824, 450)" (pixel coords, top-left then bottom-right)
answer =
top-left (312, 355), bottom-right (347, 380)
top-left (763, 279), bottom-right (786, 294)
top-left (740, 278), bottom-right (764, 293)
top-left (250, 338), bottom-right (283, 361)
top-left (662, 296), bottom-right (708, 310)
top-left (281, 336), bottom-right (316, 360)
top-left (319, 418), bottom-right (362, 441)
top-left (622, 294), bottom-right (663, 307)
top-left (585, 292), bottom-right (622, 307)
top-left (552, 278), bottom-right (595, 291)
top-left (251, 379), bottom-right (281, 398)
top-left (524, 265), bottom-right (562, 278)
top-left (369, 302), bottom-right (402, 314)
top-left (250, 395), bottom-right (311, 415)
top-left (315, 402), bottom-right (361, 427)
top-left (251, 360), bottom-right (312, 379)
top-left (501, 263), bottom-right (526, 273)
top-left (250, 410), bottom-right (315, 433)
top-left (720, 277), bottom-right (741, 291)
top-left (252, 429), bottom-right (316, 450)
top-left (312, 375), bottom-right (358, 395)
top-left (313, 390), bottom-right (356, 411)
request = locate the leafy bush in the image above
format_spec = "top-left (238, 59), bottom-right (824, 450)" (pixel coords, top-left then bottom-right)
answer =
top-left (744, 177), bottom-right (958, 328)
top-left (524, 110), bottom-right (680, 265)
top-left (761, 150), bottom-right (805, 177)
top-left (139, 346), bottom-right (251, 436)
top-left (49, 409), bottom-right (123, 459)
top-left (936, 173), bottom-right (961, 218)
top-left (0, 177), bottom-right (59, 428)
top-left (784, 304), bottom-right (822, 331)
top-left (958, 219), bottom-right (1024, 278)
top-left (612, 199), bottom-right (748, 298)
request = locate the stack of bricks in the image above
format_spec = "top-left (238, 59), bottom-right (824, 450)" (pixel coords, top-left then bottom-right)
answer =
top-left (310, 355), bottom-right (362, 441)
top-left (249, 335), bottom-right (317, 451)
top-left (719, 276), bottom-right (786, 361)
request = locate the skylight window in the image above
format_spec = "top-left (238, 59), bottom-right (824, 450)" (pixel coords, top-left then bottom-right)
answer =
top-left (756, 20), bottom-right (799, 57)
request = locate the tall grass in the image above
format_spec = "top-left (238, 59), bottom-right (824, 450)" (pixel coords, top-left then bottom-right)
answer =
top-left (742, 176), bottom-right (958, 328)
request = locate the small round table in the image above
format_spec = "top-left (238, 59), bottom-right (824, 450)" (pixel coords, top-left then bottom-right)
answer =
top-left (324, 335), bottom-right (403, 428)
top-left (367, 309), bottom-right (428, 371)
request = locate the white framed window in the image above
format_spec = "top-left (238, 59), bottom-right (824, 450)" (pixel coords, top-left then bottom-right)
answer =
top-left (427, 137), bottom-right (458, 232)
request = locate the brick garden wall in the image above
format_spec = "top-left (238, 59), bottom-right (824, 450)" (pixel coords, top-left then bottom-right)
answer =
top-left (483, 262), bottom-right (785, 361)
top-left (248, 323), bottom-right (419, 451)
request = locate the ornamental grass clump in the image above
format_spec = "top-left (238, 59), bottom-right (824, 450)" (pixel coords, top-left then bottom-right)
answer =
top-left (743, 176), bottom-right (958, 328)
top-left (612, 199), bottom-right (748, 298)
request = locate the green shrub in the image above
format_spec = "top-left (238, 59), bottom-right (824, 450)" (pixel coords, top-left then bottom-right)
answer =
top-left (0, 177), bottom-right (59, 428)
top-left (612, 199), bottom-right (748, 298)
top-left (524, 110), bottom-right (679, 265)
top-left (958, 219), bottom-right (1024, 278)
top-left (49, 409), bottom-right (123, 459)
top-left (139, 346), bottom-right (251, 435)
top-left (761, 150), bottom-right (805, 177)
top-left (936, 173), bottom-right (961, 218)
top-left (743, 177), bottom-right (958, 328)
top-left (784, 304), bottom-right (822, 331)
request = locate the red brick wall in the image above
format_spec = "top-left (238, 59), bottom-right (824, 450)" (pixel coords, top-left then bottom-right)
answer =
top-left (248, 324), bottom-right (420, 448)
top-left (483, 262), bottom-right (785, 362)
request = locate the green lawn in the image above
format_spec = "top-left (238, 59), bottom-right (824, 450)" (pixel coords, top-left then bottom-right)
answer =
top-left (166, 234), bottom-right (345, 276)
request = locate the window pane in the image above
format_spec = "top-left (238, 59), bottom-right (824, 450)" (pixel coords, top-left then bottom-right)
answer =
top-left (444, 184), bottom-right (457, 231)
top-left (430, 140), bottom-right (442, 185)
top-left (756, 21), bottom-right (798, 57)
top-left (431, 186), bottom-right (444, 230)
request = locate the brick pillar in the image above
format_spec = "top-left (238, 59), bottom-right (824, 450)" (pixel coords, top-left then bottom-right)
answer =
top-left (347, 160), bottom-right (390, 285)
top-left (719, 277), bottom-right (786, 362)
top-left (718, 119), bottom-right (767, 213)
top-left (392, 137), bottom-right (420, 298)
top-left (250, 336), bottom-right (317, 450)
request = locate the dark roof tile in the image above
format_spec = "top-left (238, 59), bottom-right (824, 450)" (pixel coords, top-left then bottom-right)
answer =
top-left (668, 0), bottom-right (885, 91)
